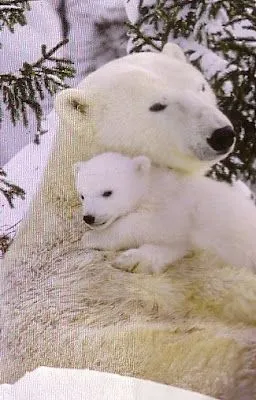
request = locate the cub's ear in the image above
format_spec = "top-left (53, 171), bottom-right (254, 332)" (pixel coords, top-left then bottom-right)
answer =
top-left (162, 43), bottom-right (186, 62)
top-left (133, 156), bottom-right (151, 174)
top-left (73, 162), bottom-right (84, 177)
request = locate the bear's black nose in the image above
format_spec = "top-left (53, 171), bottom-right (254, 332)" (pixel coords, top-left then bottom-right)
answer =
top-left (83, 215), bottom-right (95, 225)
top-left (207, 126), bottom-right (235, 154)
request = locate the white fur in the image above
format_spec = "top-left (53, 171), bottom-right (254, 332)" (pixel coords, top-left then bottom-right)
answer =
top-left (75, 152), bottom-right (256, 274)
top-left (55, 43), bottom-right (234, 175)
top-left (2, 45), bottom-right (256, 398)
top-left (74, 153), bottom-right (151, 229)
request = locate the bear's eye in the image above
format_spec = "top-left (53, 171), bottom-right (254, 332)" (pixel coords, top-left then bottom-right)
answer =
top-left (102, 190), bottom-right (113, 198)
top-left (201, 84), bottom-right (206, 92)
top-left (80, 194), bottom-right (85, 200)
top-left (149, 103), bottom-right (167, 112)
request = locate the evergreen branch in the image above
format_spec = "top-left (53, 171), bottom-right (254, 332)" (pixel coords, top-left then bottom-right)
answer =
top-left (0, 233), bottom-right (12, 256)
top-left (0, 3), bottom-right (75, 212)
top-left (221, 37), bottom-right (256, 43)
top-left (127, 0), bottom-right (256, 185)
top-left (0, 168), bottom-right (25, 208)
top-left (223, 14), bottom-right (256, 26)
top-left (0, 0), bottom-right (31, 32)
top-left (0, 0), bottom-right (32, 4)
top-left (32, 39), bottom-right (73, 68)
top-left (126, 21), bottom-right (162, 52)
top-left (0, 39), bottom-right (75, 130)
top-left (0, 219), bottom-right (21, 256)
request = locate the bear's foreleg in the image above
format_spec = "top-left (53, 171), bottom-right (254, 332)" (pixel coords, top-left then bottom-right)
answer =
top-left (81, 212), bottom-right (152, 251)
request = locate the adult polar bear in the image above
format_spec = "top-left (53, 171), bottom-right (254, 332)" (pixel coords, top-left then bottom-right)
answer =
top-left (1, 44), bottom-right (256, 399)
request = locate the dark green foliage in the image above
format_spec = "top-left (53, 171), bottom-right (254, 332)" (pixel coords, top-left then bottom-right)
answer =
top-left (0, 167), bottom-right (25, 207)
top-left (0, 0), bottom-right (31, 32)
top-left (0, 219), bottom-right (20, 256)
top-left (128, 0), bottom-right (256, 184)
top-left (0, 231), bottom-right (12, 255)
top-left (0, 39), bottom-right (75, 131)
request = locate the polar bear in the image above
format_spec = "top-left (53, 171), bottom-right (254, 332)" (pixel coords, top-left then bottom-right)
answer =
top-left (1, 44), bottom-right (256, 400)
top-left (55, 43), bottom-right (235, 175)
top-left (74, 152), bottom-right (256, 274)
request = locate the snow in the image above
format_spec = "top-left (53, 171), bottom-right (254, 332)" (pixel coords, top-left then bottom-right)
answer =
top-left (60, 0), bottom-right (127, 85)
top-left (0, 0), bottom-right (128, 244)
top-left (0, 111), bottom-right (57, 244)
top-left (1, 1), bottom-right (128, 165)
top-left (126, 0), bottom-right (256, 82)
top-left (0, 367), bottom-right (216, 400)
top-left (0, 0), bottom-right (63, 165)
top-left (125, 0), bottom-right (155, 24)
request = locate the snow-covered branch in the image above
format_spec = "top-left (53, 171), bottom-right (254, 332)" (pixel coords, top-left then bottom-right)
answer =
top-left (0, 39), bottom-right (75, 131)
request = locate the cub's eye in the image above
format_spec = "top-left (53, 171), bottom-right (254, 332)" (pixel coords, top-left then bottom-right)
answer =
top-left (102, 190), bottom-right (113, 198)
top-left (149, 103), bottom-right (167, 112)
top-left (201, 84), bottom-right (206, 92)
top-left (80, 195), bottom-right (84, 200)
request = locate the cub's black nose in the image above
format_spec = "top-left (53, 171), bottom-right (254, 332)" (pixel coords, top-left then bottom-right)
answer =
top-left (83, 215), bottom-right (95, 225)
top-left (207, 126), bottom-right (235, 154)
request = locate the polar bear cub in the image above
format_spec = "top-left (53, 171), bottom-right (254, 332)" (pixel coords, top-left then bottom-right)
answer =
top-left (74, 152), bottom-right (256, 274)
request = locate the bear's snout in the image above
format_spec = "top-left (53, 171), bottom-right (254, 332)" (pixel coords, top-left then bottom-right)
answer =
top-left (83, 215), bottom-right (95, 225)
top-left (207, 125), bottom-right (235, 154)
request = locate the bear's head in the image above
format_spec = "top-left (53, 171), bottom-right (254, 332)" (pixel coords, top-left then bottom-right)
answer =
top-left (55, 43), bottom-right (235, 174)
top-left (74, 152), bottom-right (151, 229)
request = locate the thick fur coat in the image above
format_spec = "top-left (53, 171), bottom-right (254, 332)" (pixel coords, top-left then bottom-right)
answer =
top-left (1, 44), bottom-right (256, 400)
top-left (75, 152), bottom-right (256, 274)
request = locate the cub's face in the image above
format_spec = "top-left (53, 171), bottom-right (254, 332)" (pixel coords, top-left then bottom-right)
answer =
top-left (74, 153), bottom-right (151, 229)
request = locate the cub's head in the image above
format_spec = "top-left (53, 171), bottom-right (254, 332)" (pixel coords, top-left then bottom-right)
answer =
top-left (74, 152), bottom-right (151, 229)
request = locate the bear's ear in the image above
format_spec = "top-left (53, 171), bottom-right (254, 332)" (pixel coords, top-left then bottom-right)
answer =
top-left (133, 156), bottom-right (151, 174)
top-left (162, 43), bottom-right (186, 62)
top-left (54, 88), bottom-right (88, 123)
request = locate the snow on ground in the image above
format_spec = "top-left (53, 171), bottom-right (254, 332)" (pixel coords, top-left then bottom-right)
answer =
top-left (0, 0), bottom-right (128, 244)
top-left (0, 367), bottom-right (216, 400)
top-left (0, 1), bottom-right (62, 165)
top-left (0, 111), bottom-right (57, 245)
top-left (1, 1), bottom-right (129, 166)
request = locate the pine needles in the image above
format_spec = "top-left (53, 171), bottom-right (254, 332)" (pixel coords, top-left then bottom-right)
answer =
top-left (127, 0), bottom-right (256, 184)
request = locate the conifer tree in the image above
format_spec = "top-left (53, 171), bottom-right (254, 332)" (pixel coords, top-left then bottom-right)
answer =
top-left (0, 0), bottom-right (74, 254)
top-left (127, 0), bottom-right (256, 185)
top-left (0, 0), bottom-right (74, 207)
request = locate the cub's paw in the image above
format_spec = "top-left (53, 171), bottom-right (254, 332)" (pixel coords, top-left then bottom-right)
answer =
top-left (114, 248), bottom-right (165, 274)
top-left (113, 249), bottom-right (141, 272)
